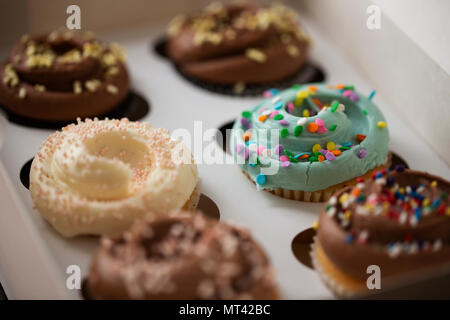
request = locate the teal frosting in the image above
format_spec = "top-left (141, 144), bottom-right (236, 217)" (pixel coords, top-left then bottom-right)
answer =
top-left (230, 83), bottom-right (389, 192)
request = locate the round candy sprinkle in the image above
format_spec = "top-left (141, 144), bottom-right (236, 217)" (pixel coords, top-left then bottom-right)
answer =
top-left (356, 134), bottom-right (366, 142)
top-left (273, 144), bottom-right (284, 155)
top-left (315, 118), bottom-right (324, 126)
top-left (280, 128), bottom-right (288, 138)
top-left (317, 126), bottom-right (328, 134)
top-left (329, 124), bottom-right (338, 131)
top-left (293, 125), bottom-right (303, 136)
top-left (274, 100), bottom-right (284, 110)
top-left (326, 142), bottom-right (335, 151)
top-left (241, 111), bottom-right (252, 118)
top-left (240, 118), bottom-right (249, 127)
top-left (331, 101), bottom-right (339, 112)
top-left (270, 111), bottom-right (278, 118)
top-left (281, 161), bottom-right (290, 168)
top-left (395, 164), bottom-right (405, 172)
top-left (297, 90), bottom-right (309, 99)
top-left (318, 155), bottom-right (325, 162)
top-left (243, 131), bottom-right (251, 141)
top-left (358, 148), bottom-right (367, 159)
top-left (350, 92), bottom-right (359, 102)
top-left (312, 144), bottom-right (321, 153)
top-left (303, 109), bottom-right (310, 117)
top-left (256, 174), bottom-right (266, 185)
top-left (377, 121), bottom-right (387, 128)
top-left (297, 118), bottom-right (307, 126)
top-left (308, 85), bottom-right (318, 92)
top-left (368, 89), bottom-right (376, 100)
top-left (342, 142), bottom-right (352, 147)
top-left (325, 151), bottom-right (336, 161)
top-left (243, 148), bottom-right (249, 160)
top-left (235, 144), bottom-right (244, 154)
top-left (273, 114), bottom-right (284, 120)
top-left (337, 104), bottom-right (346, 112)
top-left (307, 122), bottom-right (318, 132)
top-left (287, 102), bottom-right (295, 113)
top-left (279, 119), bottom-right (289, 126)
top-left (280, 155), bottom-right (289, 162)
top-left (258, 115), bottom-right (267, 122)
top-left (343, 90), bottom-right (353, 97)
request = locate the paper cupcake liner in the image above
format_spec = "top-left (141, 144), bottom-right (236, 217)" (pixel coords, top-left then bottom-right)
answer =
top-left (152, 37), bottom-right (325, 97)
top-left (310, 237), bottom-right (366, 298)
top-left (182, 183), bottom-right (201, 211)
top-left (243, 156), bottom-right (390, 202)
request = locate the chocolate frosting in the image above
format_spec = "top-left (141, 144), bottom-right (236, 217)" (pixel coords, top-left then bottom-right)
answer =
top-left (318, 169), bottom-right (450, 280)
top-left (167, 3), bottom-right (309, 84)
top-left (0, 30), bottom-right (129, 121)
top-left (86, 212), bottom-right (278, 299)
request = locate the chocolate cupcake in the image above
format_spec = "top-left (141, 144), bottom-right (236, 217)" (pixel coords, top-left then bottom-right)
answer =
top-left (0, 29), bottom-right (129, 122)
top-left (166, 2), bottom-right (310, 87)
top-left (312, 168), bottom-right (450, 297)
top-left (85, 212), bottom-right (279, 299)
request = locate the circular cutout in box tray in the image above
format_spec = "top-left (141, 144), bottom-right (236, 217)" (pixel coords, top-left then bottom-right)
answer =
top-left (1, 91), bottom-right (150, 130)
top-left (291, 227), bottom-right (316, 270)
top-left (152, 36), bottom-right (326, 97)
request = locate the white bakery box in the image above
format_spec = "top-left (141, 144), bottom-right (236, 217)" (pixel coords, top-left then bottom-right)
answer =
top-left (0, 0), bottom-right (449, 299)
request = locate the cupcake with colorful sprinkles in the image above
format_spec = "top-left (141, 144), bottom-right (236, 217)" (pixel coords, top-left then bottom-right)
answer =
top-left (230, 83), bottom-right (390, 202)
top-left (312, 168), bottom-right (450, 297)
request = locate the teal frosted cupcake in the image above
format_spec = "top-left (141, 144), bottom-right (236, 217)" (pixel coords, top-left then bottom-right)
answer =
top-left (230, 83), bottom-right (390, 202)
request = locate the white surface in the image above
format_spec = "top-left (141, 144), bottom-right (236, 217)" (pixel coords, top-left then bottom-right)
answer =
top-left (0, 18), bottom-right (449, 299)
top-left (295, 0), bottom-right (450, 168)
top-left (373, 0), bottom-right (450, 74)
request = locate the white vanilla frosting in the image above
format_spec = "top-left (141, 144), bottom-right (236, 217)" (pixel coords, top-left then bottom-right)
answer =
top-left (30, 118), bottom-right (199, 237)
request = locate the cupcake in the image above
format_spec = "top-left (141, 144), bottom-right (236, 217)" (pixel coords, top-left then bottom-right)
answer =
top-left (29, 118), bottom-right (199, 237)
top-left (166, 2), bottom-right (310, 87)
top-left (0, 29), bottom-right (129, 122)
top-left (230, 83), bottom-right (390, 202)
top-left (312, 168), bottom-right (450, 297)
top-left (85, 211), bottom-right (279, 299)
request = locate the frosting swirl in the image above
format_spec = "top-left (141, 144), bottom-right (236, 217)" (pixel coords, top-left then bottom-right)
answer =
top-left (86, 212), bottom-right (279, 299)
top-left (230, 83), bottom-right (389, 192)
top-left (167, 2), bottom-right (309, 84)
top-left (0, 29), bottom-right (129, 121)
top-left (30, 118), bottom-right (199, 237)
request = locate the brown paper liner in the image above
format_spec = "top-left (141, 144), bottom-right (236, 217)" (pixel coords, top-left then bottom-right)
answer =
top-left (311, 237), bottom-right (366, 298)
top-left (243, 156), bottom-right (390, 202)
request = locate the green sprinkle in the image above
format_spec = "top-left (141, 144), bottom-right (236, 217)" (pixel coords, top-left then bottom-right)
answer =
top-left (345, 85), bottom-right (354, 90)
top-left (363, 110), bottom-right (368, 116)
top-left (241, 111), bottom-right (252, 118)
top-left (294, 125), bottom-right (303, 137)
top-left (291, 84), bottom-right (301, 90)
top-left (280, 128), bottom-right (289, 138)
top-left (331, 101), bottom-right (339, 112)
top-left (325, 205), bottom-right (331, 211)
top-left (309, 156), bottom-right (318, 162)
top-left (273, 114), bottom-right (284, 120)
top-left (329, 124), bottom-right (338, 131)
top-left (339, 146), bottom-right (351, 151)
top-left (284, 149), bottom-right (294, 157)
top-left (289, 156), bottom-right (299, 163)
